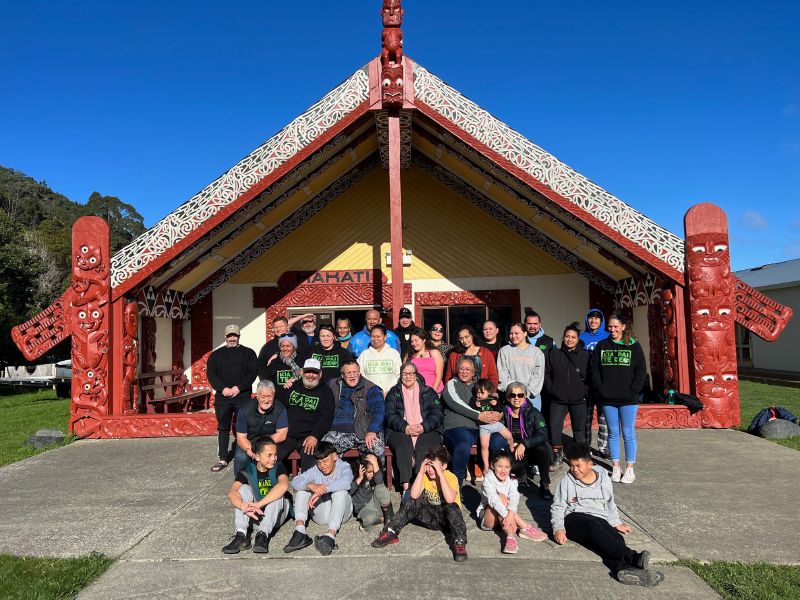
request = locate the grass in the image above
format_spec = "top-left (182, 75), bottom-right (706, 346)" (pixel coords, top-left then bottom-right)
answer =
top-left (737, 380), bottom-right (800, 451)
top-left (0, 553), bottom-right (113, 600)
top-left (679, 560), bottom-right (800, 600)
top-left (0, 389), bottom-right (73, 468)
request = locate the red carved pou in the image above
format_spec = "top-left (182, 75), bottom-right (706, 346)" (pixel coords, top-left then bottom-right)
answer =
top-left (121, 301), bottom-right (139, 414)
top-left (685, 203), bottom-right (739, 428)
top-left (380, 0), bottom-right (404, 107)
top-left (69, 217), bottom-right (112, 438)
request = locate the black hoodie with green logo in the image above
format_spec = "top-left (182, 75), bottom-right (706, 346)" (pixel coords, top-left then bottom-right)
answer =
top-left (588, 337), bottom-right (647, 406)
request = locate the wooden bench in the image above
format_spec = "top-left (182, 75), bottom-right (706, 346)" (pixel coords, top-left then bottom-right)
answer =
top-left (287, 447), bottom-right (395, 489)
top-left (138, 369), bottom-right (210, 414)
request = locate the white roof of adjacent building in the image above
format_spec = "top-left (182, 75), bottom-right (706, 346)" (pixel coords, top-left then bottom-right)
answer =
top-left (735, 258), bottom-right (800, 290)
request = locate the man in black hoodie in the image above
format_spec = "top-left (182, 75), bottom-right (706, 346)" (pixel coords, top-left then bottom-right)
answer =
top-left (207, 324), bottom-right (258, 473)
top-left (393, 307), bottom-right (415, 358)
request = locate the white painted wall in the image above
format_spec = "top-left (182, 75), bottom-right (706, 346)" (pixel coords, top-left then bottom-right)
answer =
top-left (154, 317), bottom-right (173, 371)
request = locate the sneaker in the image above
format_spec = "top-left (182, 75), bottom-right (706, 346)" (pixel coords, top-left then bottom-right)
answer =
top-left (502, 537), bottom-right (518, 554)
top-left (617, 567), bottom-right (665, 587)
top-left (222, 531), bottom-right (251, 554)
top-left (634, 550), bottom-right (650, 571)
top-left (621, 467), bottom-right (636, 484)
top-left (252, 531), bottom-right (269, 554)
top-left (519, 524), bottom-right (547, 542)
top-left (539, 483), bottom-right (553, 502)
top-left (371, 530), bottom-right (399, 548)
top-left (611, 465), bottom-right (622, 482)
top-left (452, 541), bottom-right (468, 562)
top-left (314, 534), bottom-right (336, 556)
top-left (283, 530), bottom-right (313, 553)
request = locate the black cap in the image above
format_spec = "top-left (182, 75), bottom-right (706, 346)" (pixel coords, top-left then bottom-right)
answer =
top-left (398, 307), bottom-right (412, 318)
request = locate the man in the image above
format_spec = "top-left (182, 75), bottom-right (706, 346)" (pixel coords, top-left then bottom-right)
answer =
top-left (525, 310), bottom-right (556, 352)
top-left (348, 308), bottom-right (401, 358)
top-left (289, 312), bottom-right (320, 350)
top-left (233, 380), bottom-right (289, 475)
top-left (207, 324), bottom-right (258, 472)
top-left (357, 324), bottom-right (402, 396)
top-left (323, 360), bottom-right (386, 462)
top-left (482, 319), bottom-right (504, 360)
top-left (277, 358), bottom-right (336, 471)
top-left (393, 307), bottom-right (416, 358)
top-left (336, 317), bottom-right (354, 350)
top-left (307, 324), bottom-right (354, 383)
top-left (284, 441), bottom-right (354, 556)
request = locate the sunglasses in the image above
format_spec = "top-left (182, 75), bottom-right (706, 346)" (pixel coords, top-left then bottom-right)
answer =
top-left (507, 392), bottom-right (526, 399)
top-left (431, 327), bottom-right (443, 332)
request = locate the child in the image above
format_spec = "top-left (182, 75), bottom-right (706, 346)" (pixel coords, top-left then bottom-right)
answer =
top-left (284, 441), bottom-right (354, 556)
top-left (551, 445), bottom-right (664, 587)
top-left (223, 437), bottom-right (291, 554)
top-left (474, 379), bottom-right (514, 476)
top-left (477, 449), bottom-right (547, 553)
top-left (350, 453), bottom-right (394, 531)
top-left (371, 444), bottom-right (469, 562)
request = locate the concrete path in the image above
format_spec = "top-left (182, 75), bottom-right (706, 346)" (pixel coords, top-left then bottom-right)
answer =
top-left (1, 429), bottom-right (797, 599)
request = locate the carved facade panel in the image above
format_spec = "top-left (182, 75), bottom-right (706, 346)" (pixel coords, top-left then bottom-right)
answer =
top-left (137, 286), bottom-right (190, 319)
top-left (614, 274), bottom-right (662, 309)
top-left (98, 413), bottom-right (218, 438)
top-left (121, 301), bottom-right (139, 415)
top-left (733, 276), bottom-right (793, 341)
top-left (413, 289), bottom-right (521, 323)
top-left (10, 297), bottom-right (68, 361)
top-left (375, 110), bottom-right (412, 169)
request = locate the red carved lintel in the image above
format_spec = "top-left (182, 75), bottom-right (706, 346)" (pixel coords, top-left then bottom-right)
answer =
top-left (413, 290), bottom-right (522, 324)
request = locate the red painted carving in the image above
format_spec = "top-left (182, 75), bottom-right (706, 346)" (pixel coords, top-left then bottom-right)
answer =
top-left (661, 288), bottom-right (679, 392)
top-left (191, 350), bottom-right (212, 394)
top-left (685, 203), bottom-right (739, 428)
top-left (635, 404), bottom-right (702, 429)
top-left (648, 302), bottom-right (665, 395)
top-left (69, 217), bottom-right (112, 438)
top-left (11, 299), bottom-right (68, 361)
top-left (98, 413), bottom-right (218, 438)
top-left (141, 316), bottom-right (157, 375)
top-left (121, 301), bottom-right (139, 415)
top-left (413, 290), bottom-right (521, 324)
top-left (172, 318), bottom-right (184, 371)
top-left (733, 275), bottom-right (793, 341)
top-left (380, 0), bottom-right (404, 107)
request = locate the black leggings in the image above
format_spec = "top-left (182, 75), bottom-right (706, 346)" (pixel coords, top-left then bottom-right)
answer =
top-left (510, 442), bottom-right (552, 486)
top-left (386, 430), bottom-right (442, 486)
top-left (387, 496), bottom-right (468, 543)
top-left (549, 401), bottom-right (588, 447)
top-left (564, 512), bottom-right (638, 573)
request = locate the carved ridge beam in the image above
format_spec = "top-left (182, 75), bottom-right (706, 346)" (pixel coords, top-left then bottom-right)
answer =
top-left (733, 275), bottom-right (793, 341)
top-left (186, 154), bottom-right (381, 304)
top-left (412, 153), bottom-right (616, 292)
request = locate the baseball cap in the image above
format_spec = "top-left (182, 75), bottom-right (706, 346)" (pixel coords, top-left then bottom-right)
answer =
top-left (398, 307), bottom-right (412, 318)
top-left (224, 324), bottom-right (241, 337)
top-left (303, 358), bottom-right (322, 372)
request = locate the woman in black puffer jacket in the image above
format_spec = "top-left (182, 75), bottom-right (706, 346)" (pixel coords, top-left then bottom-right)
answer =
top-left (544, 323), bottom-right (590, 466)
top-left (384, 362), bottom-right (444, 491)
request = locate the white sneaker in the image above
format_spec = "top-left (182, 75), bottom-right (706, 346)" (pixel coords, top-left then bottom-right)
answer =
top-left (611, 465), bottom-right (622, 482)
top-left (621, 467), bottom-right (636, 484)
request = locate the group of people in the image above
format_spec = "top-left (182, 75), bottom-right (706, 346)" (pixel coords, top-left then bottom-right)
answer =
top-left (206, 305), bottom-right (660, 586)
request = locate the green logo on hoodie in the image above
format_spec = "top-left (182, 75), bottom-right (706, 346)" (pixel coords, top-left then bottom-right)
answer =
top-left (600, 349), bottom-right (631, 366)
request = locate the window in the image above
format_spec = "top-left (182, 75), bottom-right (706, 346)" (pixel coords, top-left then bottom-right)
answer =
top-left (735, 323), bottom-right (752, 366)
top-left (421, 305), bottom-right (514, 345)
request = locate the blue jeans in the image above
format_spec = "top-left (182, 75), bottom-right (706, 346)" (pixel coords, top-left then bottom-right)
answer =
top-left (602, 404), bottom-right (638, 463)
top-left (443, 427), bottom-right (509, 485)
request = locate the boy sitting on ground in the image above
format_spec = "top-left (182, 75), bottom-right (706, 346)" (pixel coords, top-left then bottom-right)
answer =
top-left (284, 441), bottom-right (354, 556)
top-left (350, 452), bottom-right (394, 531)
top-left (223, 437), bottom-right (291, 554)
top-left (371, 444), bottom-right (468, 562)
top-left (551, 444), bottom-right (664, 587)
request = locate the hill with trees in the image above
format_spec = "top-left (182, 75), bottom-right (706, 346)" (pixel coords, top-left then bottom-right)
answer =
top-left (0, 166), bottom-right (146, 366)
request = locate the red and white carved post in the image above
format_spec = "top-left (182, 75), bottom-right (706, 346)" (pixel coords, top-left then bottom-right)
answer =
top-left (685, 203), bottom-right (739, 427)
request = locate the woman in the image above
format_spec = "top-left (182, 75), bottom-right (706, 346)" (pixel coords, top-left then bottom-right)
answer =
top-left (544, 323), bottom-right (590, 467)
top-left (336, 317), bottom-right (354, 351)
top-left (384, 362), bottom-right (444, 492)
top-left (429, 323), bottom-right (452, 359)
top-left (445, 325), bottom-right (498, 385)
top-left (258, 333), bottom-right (302, 393)
top-left (442, 356), bottom-right (507, 486)
top-left (357, 324), bottom-right (402, 396)
top-left (405, 328), bottom-right (444, 393)
top-left (497, 323), bottom-right (545, 410)
top-left (307, 324), bottom-right (353, 383)
top-left (589, 314), bottom-right (647, 485)
top-left (504, 382), bottom-right (552, 499)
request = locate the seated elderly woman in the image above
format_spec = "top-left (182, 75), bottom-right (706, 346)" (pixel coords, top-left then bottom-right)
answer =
top-left (503, 381), bottom-right (553, 500)
top-left (259, 333), bottom-right (303, 400)
top-left (384, 362), bottom-right (444, 492)
top-left (442, 356), bottom-right (509, 486)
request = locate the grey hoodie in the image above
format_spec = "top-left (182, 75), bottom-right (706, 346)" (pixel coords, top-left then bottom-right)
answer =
top-left (550, 466), bottom-right (622, 532)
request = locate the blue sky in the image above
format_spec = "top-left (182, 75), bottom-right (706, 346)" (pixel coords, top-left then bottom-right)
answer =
top-left (1, 1), bottom-right (797, 271)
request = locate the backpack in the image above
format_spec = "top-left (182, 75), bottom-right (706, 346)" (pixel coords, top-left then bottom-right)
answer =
top-left (747, 406), bottom-right (799, 434)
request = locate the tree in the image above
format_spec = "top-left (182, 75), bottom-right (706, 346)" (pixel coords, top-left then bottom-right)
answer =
top-left (84, 192), bottom-right (146, 252)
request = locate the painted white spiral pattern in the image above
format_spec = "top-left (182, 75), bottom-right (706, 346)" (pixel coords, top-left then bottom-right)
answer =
top-left (110, 66), bottom-right (370, 288)
top-left (413, 64), bottom-right (685, 273)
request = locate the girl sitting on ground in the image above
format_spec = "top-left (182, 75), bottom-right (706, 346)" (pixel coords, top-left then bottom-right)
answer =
top-left (478, 449), bottom-right (547, 553)
top-left (474, 379), bottom-right (514, 476)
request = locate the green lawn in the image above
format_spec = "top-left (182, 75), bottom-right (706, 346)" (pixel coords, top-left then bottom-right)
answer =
top-left (0, 389), bottom-right (73, 468)
top-left (0, 553), bottom-right (113, 600)
top-left (737, 380), bottom-right (800, 451)
top-left (680, 560), bottom-right (800, 600)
